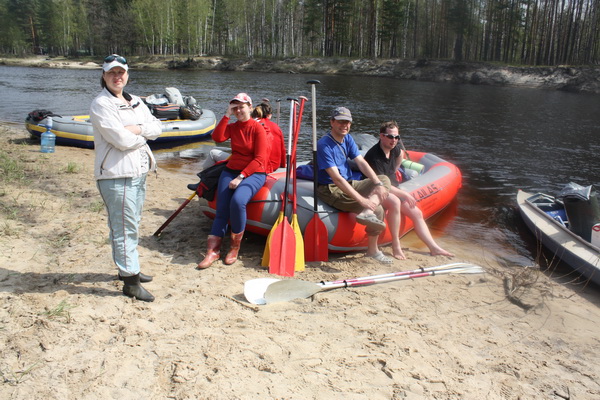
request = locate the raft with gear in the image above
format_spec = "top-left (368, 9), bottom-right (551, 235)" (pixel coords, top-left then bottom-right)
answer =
top-left (198, 150), bottom-right (462, 252)
top-left (25, 110), bottom-right (217, 149)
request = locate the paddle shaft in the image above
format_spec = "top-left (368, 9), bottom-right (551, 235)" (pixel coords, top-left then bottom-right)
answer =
top-left (308, 81), bottom-right (320, 213)
top-left (325, 263), bottom-right (478, 285)
top-left (291, 97), bottom-right (307, 212)
top-left (153, 191), bottom-right (197, 236)
top-left (320, 266), bottom-right (484, 290)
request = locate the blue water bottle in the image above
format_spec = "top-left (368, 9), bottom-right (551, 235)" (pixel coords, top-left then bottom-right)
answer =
top-left (40, 116), bottom-right (56, 153)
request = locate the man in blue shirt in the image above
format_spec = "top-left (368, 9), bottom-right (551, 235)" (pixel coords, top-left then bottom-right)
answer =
top-left (316, 107), bottom-right (393, 263)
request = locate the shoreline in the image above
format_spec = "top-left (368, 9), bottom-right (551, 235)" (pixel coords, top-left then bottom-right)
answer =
top-left (1, 123), bottom-right (599, 398)
top-left (2, 55), bottom-right (600, 94)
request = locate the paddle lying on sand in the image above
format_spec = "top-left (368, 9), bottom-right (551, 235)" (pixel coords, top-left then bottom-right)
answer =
top-left (153, 191), bottom-right (197, 237)
top-left (244, 263), bottom-right (484, 304)
top-left (268, 99), bottom-right (298, 277)
top-left (304, 79), bottom-right (329, 262)
top-left (291, 96), bottom-right (307, 271)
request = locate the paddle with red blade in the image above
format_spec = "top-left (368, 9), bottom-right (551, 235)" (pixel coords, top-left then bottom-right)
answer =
top-left (291, 96), bottom-right (307, 271)
top-left (268, 98), bottom-right (298, 277)
top-left (304, 80), bottom-right (328, 262)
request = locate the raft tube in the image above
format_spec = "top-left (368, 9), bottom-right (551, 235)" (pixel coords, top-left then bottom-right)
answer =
top-left (25, 109), bottom-right (217, 149)
top-left (199, 151), bottom-right (462, 252)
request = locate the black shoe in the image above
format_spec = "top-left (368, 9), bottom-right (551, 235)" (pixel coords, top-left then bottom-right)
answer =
top-left (122, 274), bottom-right (155, 302)
top-left (119, 272), bottom-right (153, 283)
top-left (187, 182), bottom-right (199, 191)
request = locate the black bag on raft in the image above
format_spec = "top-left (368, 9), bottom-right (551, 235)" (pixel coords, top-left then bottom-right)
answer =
top-left (196, 161), bottom-right (227, 201)
top-left (27, 109), bottom-right (60, 122)
top-left (179, 104), bottom-right (202, 120)
top-left (150, 104), bottom-right (181, 120)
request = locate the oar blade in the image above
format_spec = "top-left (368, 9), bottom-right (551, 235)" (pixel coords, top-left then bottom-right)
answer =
top-left (244, 278), bottom-right (280, 305)
top-left (264, 279), bottom-right (323, 304)
top-left (268, 220), bottom-right (296, 277)
top-left (304, 215), bottom-right (329, 262)
top-left (291, 214), bottom-right (305, 271)
top-left (261, 211), bottom-right (284, 267)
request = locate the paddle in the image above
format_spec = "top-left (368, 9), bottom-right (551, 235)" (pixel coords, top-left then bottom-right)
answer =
top-left (261, 193), bottom-right (284, 267)
top-left (153, 191), bottom-right (197, 237)
top-left (244, 262), bottom-right (482, 304)
top-left (291, 96), bottom-right (307, 271)
top-left (262, 98), bottom-right (292, 267)
top-left (264, 265), bottom-right (485, 304)
top-left (268, 99), bottom-right (297, 277)
top-left (304, 79), bottom-right (329, 262)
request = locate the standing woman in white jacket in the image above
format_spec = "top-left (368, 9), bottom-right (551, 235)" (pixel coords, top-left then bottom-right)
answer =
top-left (90, 54), bottom-right (162, 302)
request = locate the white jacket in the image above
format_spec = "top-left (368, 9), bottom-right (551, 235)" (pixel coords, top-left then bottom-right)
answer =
top-left (91, 88), bottom-right (162, 180)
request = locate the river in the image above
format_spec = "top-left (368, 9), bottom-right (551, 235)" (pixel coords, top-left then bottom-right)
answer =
top-left (1, 65), bottom-right (599, 277)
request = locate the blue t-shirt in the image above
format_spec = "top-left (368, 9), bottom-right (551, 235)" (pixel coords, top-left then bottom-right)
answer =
top-left (316, 133), bottom-right (361, 184)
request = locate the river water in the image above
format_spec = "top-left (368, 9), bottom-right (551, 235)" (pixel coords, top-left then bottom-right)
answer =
top-left (1, 65), bottom-right (599, 275)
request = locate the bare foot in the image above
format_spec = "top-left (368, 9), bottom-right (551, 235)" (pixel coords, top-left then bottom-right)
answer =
top-left (392, 245), bottom-right (407, 260)
top-left (430, 248), bottom-right (454, 257)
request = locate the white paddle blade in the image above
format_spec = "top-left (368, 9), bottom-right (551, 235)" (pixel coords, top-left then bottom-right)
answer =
top-left (244, 278), bottom-right (280, 305)
top-left (264, 280), bottom-right (324, 304)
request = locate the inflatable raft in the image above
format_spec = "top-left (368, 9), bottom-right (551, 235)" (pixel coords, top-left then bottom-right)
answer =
top-left (25, 109), bottom-right (217, 149)
top-left (199, 151), bottom-right (462, 252)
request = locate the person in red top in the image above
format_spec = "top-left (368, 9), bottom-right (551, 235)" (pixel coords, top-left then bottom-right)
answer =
top-left (197, 93), bottom-right (269, 269)
top-left (251, 100), bottom-right (285, 173)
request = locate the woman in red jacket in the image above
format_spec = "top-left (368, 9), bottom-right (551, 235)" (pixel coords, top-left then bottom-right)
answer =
top-left (197, 93), bottom-right (269, 269)
top-left (252, 100), bottom-right (285, 173)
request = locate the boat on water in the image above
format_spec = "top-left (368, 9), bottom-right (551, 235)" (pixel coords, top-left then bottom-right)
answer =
top-left (517, 187), bottom-right (600, 286)
top-left (25, 109), bottom-right (217, 149)
top-left (199, 150), bottom-right (462, 252)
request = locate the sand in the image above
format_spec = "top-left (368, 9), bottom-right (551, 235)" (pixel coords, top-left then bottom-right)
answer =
top-left (1, 124), bottom-right (599, 399)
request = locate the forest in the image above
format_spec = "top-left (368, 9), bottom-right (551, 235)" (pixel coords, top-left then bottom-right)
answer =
top-left (1, 0), bottom-right (598, 66)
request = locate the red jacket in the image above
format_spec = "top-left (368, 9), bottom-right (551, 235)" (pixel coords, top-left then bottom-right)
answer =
top-left (212, 116), bottom-right (269, 176)
top-left (259, 118), bottom-right (286, 173)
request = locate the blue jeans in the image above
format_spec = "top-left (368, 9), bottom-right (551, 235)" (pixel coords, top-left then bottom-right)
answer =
top-left (211, 170), bottom-right (266, 237)
top-left (97, 175), bottom-right (147, 277)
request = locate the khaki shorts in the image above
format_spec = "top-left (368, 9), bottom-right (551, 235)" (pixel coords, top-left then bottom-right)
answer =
top-left (317, 175), bottom-right (391, 236)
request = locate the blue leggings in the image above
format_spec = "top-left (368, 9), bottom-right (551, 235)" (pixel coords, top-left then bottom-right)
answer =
top-left (210, 170), bottom-right (266, 237)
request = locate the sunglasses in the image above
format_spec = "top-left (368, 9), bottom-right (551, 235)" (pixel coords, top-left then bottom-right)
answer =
top-left (383, 134), bottom-right (400, 140)
top-left (104, 54), bottom-right (127, 65)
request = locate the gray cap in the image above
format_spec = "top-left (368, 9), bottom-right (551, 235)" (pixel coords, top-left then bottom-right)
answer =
top-left (331, 107), bottom-right (352, 122)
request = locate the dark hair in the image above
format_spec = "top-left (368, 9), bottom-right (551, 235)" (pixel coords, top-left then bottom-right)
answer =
top-left (379, 120), bottom-right (399, 134)
top-left (101, 75), bottom-right (106, 89)
top-left (251, 102), bottom-right (272, 119)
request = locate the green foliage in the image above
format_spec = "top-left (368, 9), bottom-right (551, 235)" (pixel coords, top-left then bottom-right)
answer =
top-left (0, 0), bottom-right (598, 64)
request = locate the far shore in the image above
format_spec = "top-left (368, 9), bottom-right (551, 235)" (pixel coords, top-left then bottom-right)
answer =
top-left (2, 54), bottom-right (600, 94)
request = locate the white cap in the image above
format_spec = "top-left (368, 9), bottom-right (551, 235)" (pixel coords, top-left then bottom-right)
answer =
top-left (230, 93), bottom-right (252, 106)
top-left (102, 55), bottom-right (128, 72)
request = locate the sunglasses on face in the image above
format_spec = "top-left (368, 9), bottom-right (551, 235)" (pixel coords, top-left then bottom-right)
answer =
top-left (104, 54), bottom-right (127, 65)
top-left (383, 134), bottom-right (400, 140)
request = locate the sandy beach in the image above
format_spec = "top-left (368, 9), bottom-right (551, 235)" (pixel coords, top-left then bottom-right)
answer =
top-left (1, 124), bottom-right (599, 399)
